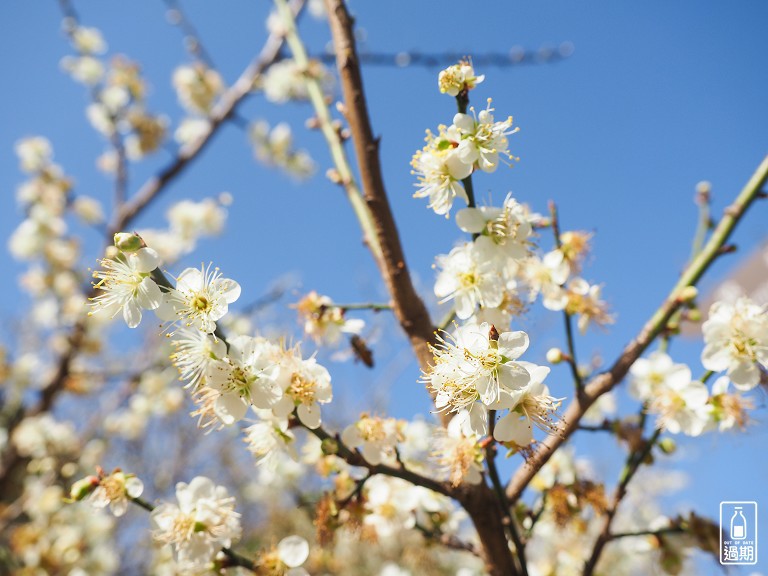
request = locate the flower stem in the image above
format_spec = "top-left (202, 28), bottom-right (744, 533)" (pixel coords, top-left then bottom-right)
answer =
top-left (455, 89), bottom-right (477, 210)
top-left (548, 201), bottom-right (583, 389)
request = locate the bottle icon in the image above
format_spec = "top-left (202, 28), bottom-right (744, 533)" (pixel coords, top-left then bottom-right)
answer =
top-left (731, 506), bottom-right (747, 540)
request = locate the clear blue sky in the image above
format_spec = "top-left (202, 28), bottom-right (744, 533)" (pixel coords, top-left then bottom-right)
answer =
top-left (1, 1), bottom-right (767, 572)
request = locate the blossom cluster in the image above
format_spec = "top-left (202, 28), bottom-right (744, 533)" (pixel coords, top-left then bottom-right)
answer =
top-left (151, 476), bottom-right (242, 573)
top-left (294, 291), bottom-right (365, 346)
top-left (60, 25), bottom-right (169, 163)
top-left (249, 120), bottom-right (316, 180)
top-left (628, 295), bottom-right (767, 436)
top-left (89, 233), bottom-right (336, 443)
top-left (418, 63), bottom-right (614, 465)
top-left (411, 100), bottom-right (518, 217)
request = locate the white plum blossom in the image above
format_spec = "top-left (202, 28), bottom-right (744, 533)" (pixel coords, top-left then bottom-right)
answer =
top-left (151, 476), bottom-right (241, 573)
top-left (708, 376), bottom-right (753, 432)
top-left (452, 102), bottom-right (518, 173)
top-left (648, 376), bottom-right (712, 436)
top-left (521, 249), bottom-right (570, 309)
top-left (562, 277), bottom-right (614, 333)
top-left (431, 414), bottom-right (484, 486)
top-left (90, 247), bottom-right (162, 328)
top-left (455, 194), bottom-right (534, 260)
top-left (60, 55), bottom-right (104, 85)
top-left (341, 413), bottom-right (405, 465)
top-left (271, 355), bottom-right (333, 429)
top-left (363, 476), bottom-right (419, 538)
top-left (438, 61), bottom-right (484, 96)
top-left (259, 58), bottom-right (332, 103)
top-left (701, 297), bottom-right (768, 390)
top-left (71, 26), bottom-right (107, 54)
top-left (174, 117), bottom-right (210, 145)
top-left (72, 195), bottom-right (105, 224)
top-left (629, 351), bottom-right (692, 403)
top-left (83, 471), bottom-right (144, 517)
top-left (170, 327), bottom-right (227, 389)
top-left (434, 241), bottom-right (506, 320)
top-left (424, 322), bottom-right (530, 412)
top-left (167, 199), bottom-right (227, 243)
top-left (493, 362), bottom-right (563, 447)
top-left (275, 535), bottom-right (310, 575)
top-left (205, 335), bottom-right (282, 424)
top-left (295, 291), bottom-right (365, 346)
top-left (243, 414), bottom-right (298, 469)
top-left (172, 64), bottom-right (224, 115)
top-left (158, 264), bottom-right (241, 334)
top-left (250, 120), bottom-right (316, 180)
top-left (15, 137), bottom-right (53, 173)
top-left (411, 126), bottom-right (472, 216)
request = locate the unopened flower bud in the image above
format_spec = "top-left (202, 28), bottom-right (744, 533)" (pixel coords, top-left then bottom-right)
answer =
top-left (678, 286), bottom-right (698, 303)
top-left (113, 232), bottom-right (144, 253)
top-left (546, 348), bottom-right (564, 364)
top-left (695, 181), bottom-right (711, 203)
top-left (69, 475), bottom-right (99, 501)
top-left (658, 438), bottom-right (677, 454)
top-left (326, 168), bottom-right (342, 184)
top-left (687, 308), bottom-right (702, 322)
top-left (321, 438), bottom-right (339, 456)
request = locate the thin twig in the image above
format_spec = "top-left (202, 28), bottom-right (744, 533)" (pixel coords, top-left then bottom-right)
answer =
top-left (334, 302), bottom-right (392, 311)
top-left (110, 128), bottom-right (129, 209)
top-left (162, 0), bottom-right (217, 68)
top-left (608, 526), bottom-right (684, 541)
top-left (319, 0), bottom-right (438, 375)
top-left (414, 522), bottom-right (483, 557)
top-left (582, 428), bottom-right (662, 575)
top-left (505, 155), bottom-right (768, 503)
top-left (549, 201), bottom-right (583, 389)
top-left (485, 412), bottom-right (526, 576)
top-left (305, 423), bottom-right (453, 498)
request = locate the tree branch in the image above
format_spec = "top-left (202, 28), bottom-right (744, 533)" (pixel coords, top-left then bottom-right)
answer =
top-left (322, 0), bottom-right (437, 374)
top-left (305, 424), bottom-right (453, 498)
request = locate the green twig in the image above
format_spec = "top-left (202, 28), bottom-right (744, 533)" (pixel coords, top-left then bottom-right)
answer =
top-left (274, 0), bottom-right (383, 265)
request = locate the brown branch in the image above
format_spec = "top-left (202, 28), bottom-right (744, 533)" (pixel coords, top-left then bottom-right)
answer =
top-left (414, 522), bottom-right (483, 558)
top-left (323, 0), bottom-right (436, 374)
top-left (505, 154), bottom-right (768, 503)
top-left (320, 4), bottom-right (526, 574)
top-left (306, 424), bottom-right (453, 498)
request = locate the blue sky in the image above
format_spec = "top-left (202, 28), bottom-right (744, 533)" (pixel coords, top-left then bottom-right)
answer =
top-left (1, 1), bottom-right (767, 571)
